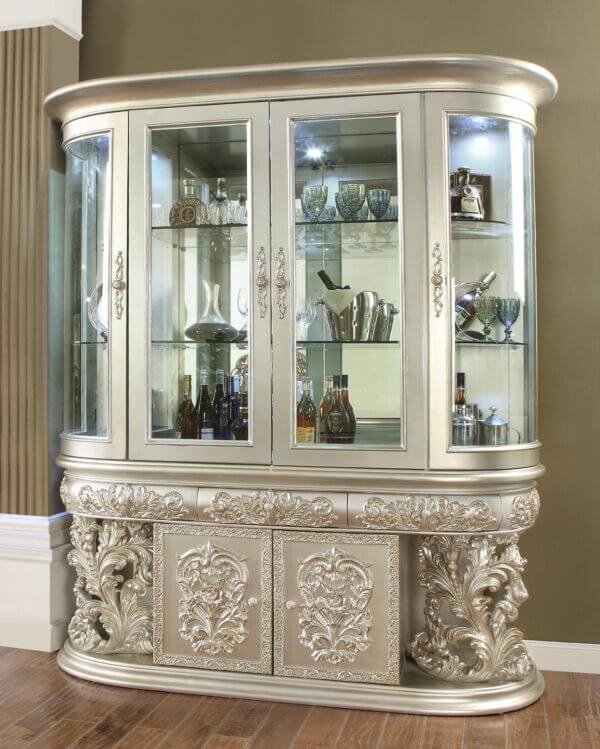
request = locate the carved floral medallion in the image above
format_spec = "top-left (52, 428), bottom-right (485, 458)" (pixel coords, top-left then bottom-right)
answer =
top-left (177, 540), bottom-right (250, 656)
top-left (205, 489), bottom-right (338, 527)
top-left (358, 495), bottom-right (497, 532)
top-left (509, 489), bottom-right (540, 528)
top-left (297, 546), bottom-right (373, 665)
top-left (410, 534), bottom-right (533, 682)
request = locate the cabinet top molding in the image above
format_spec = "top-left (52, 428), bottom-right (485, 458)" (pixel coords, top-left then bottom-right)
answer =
top-left (45, 54), bottom-right (557, 124)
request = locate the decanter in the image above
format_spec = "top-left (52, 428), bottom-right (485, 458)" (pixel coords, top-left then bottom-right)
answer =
top-left (169, 178), bottom-right (208, 227)
top-left (208, 178), bottom-right (236, 225)
top-left (184, 280), bottom-right (238, 342)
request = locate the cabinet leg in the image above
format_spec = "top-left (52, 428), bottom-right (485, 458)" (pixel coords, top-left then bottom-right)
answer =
top-left (409, 533), bottom-right (533, 682)
top-left (67, 515), bottom-right (154, 654)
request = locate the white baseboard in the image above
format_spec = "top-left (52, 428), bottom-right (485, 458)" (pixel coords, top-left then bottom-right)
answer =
top-left (526, 640), bottom-right (600, 674)
top-left (0, 512), bottom-right (74, 652)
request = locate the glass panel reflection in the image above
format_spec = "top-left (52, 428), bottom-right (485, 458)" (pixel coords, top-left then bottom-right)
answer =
top-left (64, 134), bottom-right (111, 438)
top-left (150, 123), bottom-right (250, 442)
top-left (293, 116), bottom-right (404, 448)
top-left (449, 115), bottom-right (536, 447)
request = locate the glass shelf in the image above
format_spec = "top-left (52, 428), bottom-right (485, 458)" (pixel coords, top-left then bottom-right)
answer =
top-left (72, 341), bottom-right (108, 346)
top-left (456, 340), bottom-right (526, 348)
top-left (152, 339), bottom-right (246, 347)
top-left (152, 224), bottom-right (247, 230)
top-left (295, 219), bottom-right (397, 226)
top-left (297, 340), bottom-right (399, 346)
top-left (451, 219), bottom-right (511, 239)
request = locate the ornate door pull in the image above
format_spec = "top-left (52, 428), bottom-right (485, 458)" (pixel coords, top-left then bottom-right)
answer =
top-left (112, 251), bottom-right (125, 320)
top-left (256, 246), bottom-right (269, 318)
top-left (275, 247), bottom-right (289, 319)
top-left (431, 243), bottom-right (444, 318)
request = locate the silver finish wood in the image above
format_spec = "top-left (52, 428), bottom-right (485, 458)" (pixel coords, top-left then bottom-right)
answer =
top-left (128, 102), bottom-right (271, 464)
top-left (45, 55), bottom-right (557, 125)
top-left (60, 113), bottom-right (128, 460)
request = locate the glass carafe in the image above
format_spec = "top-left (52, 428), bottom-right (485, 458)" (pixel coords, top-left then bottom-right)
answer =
top-left (184, 280), bottom-right (238, 342)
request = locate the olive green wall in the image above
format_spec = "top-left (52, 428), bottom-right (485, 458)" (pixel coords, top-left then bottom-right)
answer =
top-left (79, 0), bottom-right (600, 644)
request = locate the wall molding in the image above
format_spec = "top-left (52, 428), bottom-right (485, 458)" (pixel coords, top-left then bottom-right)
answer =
top-left (0, 18), bottom-right (82, 41)
top-left (0, 513), bottom-right (73, 651)
top-left (0, 1), bottom-right (82, 40)
top-left (526, 640), bottom-right (600, 674)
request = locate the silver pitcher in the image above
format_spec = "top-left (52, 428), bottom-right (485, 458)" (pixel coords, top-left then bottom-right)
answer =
top-left (479, 407), bottom-right (521, 445)
top-left (452, 405), bottom-right (477, 446)
top-left (373, 300), bottom-right (400, 342)
top-left (317, 291), bottom-right (380, 341)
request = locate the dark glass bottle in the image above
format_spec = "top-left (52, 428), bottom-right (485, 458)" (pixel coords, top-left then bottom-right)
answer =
top-left (325, 375), bottom-right (349, 444)
top-left (455, 371), bottom-right (466, 406)
top-left (231, 391), bottom-right (248, 441)
top-left (296, 378), bottom-right (317, 444)
top-left (212, 369), bottom-right (227, 439)
top-left (176, 374), bottom-right (197, 439)
top-left (196, 368), bottom-right (214, 440)
top-left (340, 374), bottom-right (356, 444)
top-left (318, 375), bottom-right (334, 443)
top-left (228, 375), bottom-right (240, 426)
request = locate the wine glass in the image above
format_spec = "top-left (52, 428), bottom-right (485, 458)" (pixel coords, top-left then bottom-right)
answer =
top-left (367, 189), bottom-right (391, 220)
top-left (296, 297), bottom-right (316, 341)
top-left (301, 185), bottom-right (328, 222)
top-left (340, 183), bottom-right (366, 220)
top-left (474, 296), bottom-right (500, 342)
top-left (497, 297), bottom-right (521, 343)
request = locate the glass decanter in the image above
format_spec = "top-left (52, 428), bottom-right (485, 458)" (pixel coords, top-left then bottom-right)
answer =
top-left (208, 178), bottom-right (236, 225)
top-left (169, 178), bottom-right (208, 227)
top-left (184, 280), bottom-right (238, 342)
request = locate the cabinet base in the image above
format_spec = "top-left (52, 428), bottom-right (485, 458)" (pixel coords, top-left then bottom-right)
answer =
top-left (58, 641), bottom-right (544, 716)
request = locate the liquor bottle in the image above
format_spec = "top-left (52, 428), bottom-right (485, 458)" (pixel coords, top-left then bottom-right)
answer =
top-left (236, 193), bottom-right (247, 224)
top-left (212, 369), bottom-right (229, 439)
top-left (340, 374), bottom-right (356, 444)
top-left (450, 167), bottom-right (484, 220)
top-left (229, 375), bottom-right (240, 425)
top-left (325, 375), bottom-right (349, 444)
top-left (296, 378), bottom-right (317, 444)
top-left (317, 269), bottom-right (351, 290)
top-left (231, 390), bottom-right (249, 440)
top-left (208, 177), bottom-right (235, 225)
top-left (455, 371), bottom-right (466, 406)
top-left (196, 368), bottom-right (214, 440)
top-left (169, 179), bottom-right (208, 227)
top-left (455, 271), bottom-right (497, 330)
top-left (319, 375), bottom-right (334, 443)
top-left (176, 374), bottom-right (198, 439)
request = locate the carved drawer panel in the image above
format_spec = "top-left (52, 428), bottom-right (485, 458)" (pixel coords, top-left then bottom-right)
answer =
top-left (61, 476), bottom-right (197, 520)
top-left (273, 531), bottom-right (400, 684)
top-left (153, 523), bottom-right (272, 673)
top-left (348, 493), bottom-right (502, 532)
top-left (198, 487), bottom-right (346, 527)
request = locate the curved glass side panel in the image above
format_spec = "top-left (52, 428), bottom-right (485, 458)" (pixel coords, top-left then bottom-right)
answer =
top-left (449, 115), bottom-right (537, 448)
top-left (64, 134), bottom-right (111, 438)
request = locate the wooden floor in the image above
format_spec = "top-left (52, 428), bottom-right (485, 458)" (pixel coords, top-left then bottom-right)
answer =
top-left (0, 648), bottom-right (596, 748)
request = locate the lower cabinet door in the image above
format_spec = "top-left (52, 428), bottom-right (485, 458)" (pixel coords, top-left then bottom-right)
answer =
top-left (153, 523), bottom-right (272, 674)
top-left (273, 530), bottom-right (401, 684)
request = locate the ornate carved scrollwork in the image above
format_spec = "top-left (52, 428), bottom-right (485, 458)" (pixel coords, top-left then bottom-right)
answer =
top-left (256, 246), bottom-right (269, 318)
top-left (358, 495), bottom-right (497, 532)
top-left (205, 489), bottom-right (338, 527)
top-left (61, 479), bottom-right (186, 520)
top-left (410, 534), bottom-right (533, 682)
top-left (275, 247), bottom-right (288, 319)
top-left (296, 546), bottom-right (373, 665)
top-left (67, 516), bottom-right (153, 654)
top-left (177, 540), bottom-right (250, 656)
top-left (431, 243), bottom-right (444, 318)
top-left (509, 489), bottom-right (540, 528)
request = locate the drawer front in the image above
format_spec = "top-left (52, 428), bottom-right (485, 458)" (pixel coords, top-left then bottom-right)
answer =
top-left (198, 487), bottom-right (347, 527)
top-left (273, 530), bottom-right (400, 684)
top-left (153, 523), bottom-right (272, 673)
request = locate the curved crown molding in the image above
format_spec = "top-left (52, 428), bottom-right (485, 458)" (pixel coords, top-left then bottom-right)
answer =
top-left (44, 54), bottom-right (557, 124)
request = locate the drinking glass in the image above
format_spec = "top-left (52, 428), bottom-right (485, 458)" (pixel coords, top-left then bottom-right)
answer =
top-left (474, 295), bottom-right (500, 342)
top-left (301, 185), bottom-right (328, 222)
top-left (340, 183), bottom-right (366, 219)
top-left (296, 297), bottom-right (316, 340)
top-left (497, 297), bottom-right (521, 342)
top-left (367, 189), bottom-right (391, 220)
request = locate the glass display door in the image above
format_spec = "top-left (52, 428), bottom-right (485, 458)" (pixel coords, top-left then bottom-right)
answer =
top-left (426, 93), bottom-right (541, 469)
top-left (271, 94), bottom-right (426, 469)
top-left (61, 112), bottom-right (128, 459)
top-left (129, 103), bottom-right (271, 463)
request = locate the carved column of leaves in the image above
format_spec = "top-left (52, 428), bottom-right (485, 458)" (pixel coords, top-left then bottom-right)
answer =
top-left (68, 515), bottom-right (154, 654)
top-left (409, 534), bottom-right (533, 682)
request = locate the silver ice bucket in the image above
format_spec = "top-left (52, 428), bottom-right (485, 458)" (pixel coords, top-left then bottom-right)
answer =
top-left (373, 300), bottom-right (399, 342)
top-left (317, 291), bottom-right (380, 342)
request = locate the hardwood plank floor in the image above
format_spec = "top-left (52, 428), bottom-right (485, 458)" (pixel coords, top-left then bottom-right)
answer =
top-left (0, 649), bottom-right (595, 748)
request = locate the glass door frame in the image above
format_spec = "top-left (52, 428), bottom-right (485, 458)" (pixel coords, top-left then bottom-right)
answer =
top-left (270, 93), bottom-right (427, 470)
top-left (425, 91), bottom-right (542, 470)
top-left (128, 102), bottom-right (271, 463)
top-left (61, 112), bottom-right (128, 460)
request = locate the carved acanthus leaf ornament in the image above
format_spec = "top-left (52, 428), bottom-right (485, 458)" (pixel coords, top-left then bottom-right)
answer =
top-left (205, 490), bottom-right (338, 527)
top-left (358, 495), bottom-right (497, 532)
top-left (61, 479), bottom-right (186, 520)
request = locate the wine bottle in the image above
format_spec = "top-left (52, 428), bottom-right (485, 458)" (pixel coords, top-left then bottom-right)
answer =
top-left (319, 375), bottom-right (334, 443)
top-left (231, 391), bottom-right (249, 440)
top-left (455, 271), bottom-right (497, 329)
top-left (317, 269), bottom-right (351, 290)
top-left (213, 369), bottom-right (229, 440)
top-left (196, 368), bottom-right (214, 440)
top-left (296, 378), bottom-right (317, 444)
top-left (176, 374), bottom-right (198, 439)
top-left (340, 374), bottom-right (356, 444)
top-left (325, 375), bottom-right (349, 444)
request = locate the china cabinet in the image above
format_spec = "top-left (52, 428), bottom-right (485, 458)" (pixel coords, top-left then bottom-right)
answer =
top-left (46, 54), bottom-right (556, 715)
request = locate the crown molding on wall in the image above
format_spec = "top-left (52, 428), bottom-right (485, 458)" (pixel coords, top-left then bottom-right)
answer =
top-left (0, 19), bottom-right (82, 41)
top-left (0, 0), bottom-right (82, 40)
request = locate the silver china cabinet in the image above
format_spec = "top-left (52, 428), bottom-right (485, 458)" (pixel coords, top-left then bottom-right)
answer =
top-left (46, 55), bottom-right (555, 714)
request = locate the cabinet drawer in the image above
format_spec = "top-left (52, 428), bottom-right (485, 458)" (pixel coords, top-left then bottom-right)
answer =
top-left (273, 530), bottom-right (400, 684)
top-left (153, 523), bottom-right (272, 674)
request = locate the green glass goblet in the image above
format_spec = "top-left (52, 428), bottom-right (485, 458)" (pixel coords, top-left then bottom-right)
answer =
top-left (340, 183), bottom-right (366, 220)
top-left (301, 185), bottom-right (328, 223)
top-left (474, 295), bottom-right (500, 342)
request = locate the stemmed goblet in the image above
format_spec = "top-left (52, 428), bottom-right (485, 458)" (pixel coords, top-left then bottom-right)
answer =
top-left (338, 183), bottom-right (366, 221)
top-left (295, 297), bottom-right (316, 341)
top-left (367, 189), bottom-right (391, 220)
top-left (474, 295), bottom-right (500, 342)
top-left (497, 297), bottom-right (521, 343)
top-left (301, 185), bottom-right (328, 223)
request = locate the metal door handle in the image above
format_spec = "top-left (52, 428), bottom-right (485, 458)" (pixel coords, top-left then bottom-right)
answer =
top-left (275, 247), bottom-right (289, 319)
top-left (256, 246), bottom-right (268, 318)
top-left (431, 243), bottom-right (443, 318)
top-left (112, 251), bottom-right (125, 320)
